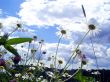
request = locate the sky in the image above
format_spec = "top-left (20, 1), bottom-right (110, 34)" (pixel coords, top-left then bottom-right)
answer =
top-left (0, 0), bottom-right (110, 69)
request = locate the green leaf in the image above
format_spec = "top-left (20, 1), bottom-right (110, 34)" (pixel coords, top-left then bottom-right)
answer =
top-left (4, 44), bottom-right (19, 56)
top-left (74, 69), bottom-right (94, 82)
top-left (6, 38), bottom-right (32, 45)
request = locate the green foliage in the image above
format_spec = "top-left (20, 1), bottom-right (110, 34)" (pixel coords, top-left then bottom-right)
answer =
top-left (74, 69), bottom-right (94, 82)
top-left (0, 34), bottom-right (32, 56)
top-left (7, 38), bottom-right (32, 45)
top-left (4, 44), bottom-right (19, 56)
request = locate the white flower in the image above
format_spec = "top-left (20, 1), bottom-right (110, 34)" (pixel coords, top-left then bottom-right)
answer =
top-left (46, 71), bottom-right (55, 78)
top-left (0, 66), bottom-right (6, 73)
top-left (42, 79), bottom-right (48, 82)
top-left (56, 27), bottom-right (72, 40)
top-left (29, 67), bottom-right (36, 70)
top-left (76, 49), bottom-right (88, 65)
top-left (5, 60), bottom-right (13, 68)
top-left (62, 73), bottom-right (72, 78)
top-left (84, 18), bottom-right (101, 36)
top-left (91, 71), bottom-right (101, 75)
top-left (22, 74), bottom-right (29, 80)
top-left (15, 73), bottom-right (21, 77)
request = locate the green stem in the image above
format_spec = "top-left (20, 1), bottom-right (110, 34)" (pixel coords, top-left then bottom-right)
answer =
top-left (8, 28), bottom-right (18, 37)
top-left (62, 30), bottom-right (90, 71)
top-left (25, 42), bottom-right (31, 65)
top-left (54, 34), bottom-right (63, 69)
top-left (37, 43), bottom-right (43, 66)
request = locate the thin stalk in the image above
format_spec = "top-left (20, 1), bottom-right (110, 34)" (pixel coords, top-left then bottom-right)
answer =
top-left (26, 43), bottom-right (40, 65)
top-left (62, 62), bottom-right (83, 82)
top-left (90, 31), bottom-right (101, 81)
top-left (8, 28), bottom-right (18, 36)
top-left (54, 34), bottom-right (63, 69)
top-left (90, 35), bottom-right (99, 69)
top-left (57, 30), bottom-right (90, 80)
top-left (37, 43), bottom-right (43, 65)
top-left (25, 42), bottom-right (31, 65)
top-left (62, 30), bottom-right (90, 71)
top-left (50, 34), bottom-right (63, 81)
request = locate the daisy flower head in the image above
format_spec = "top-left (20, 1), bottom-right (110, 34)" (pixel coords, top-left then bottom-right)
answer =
top-left (58, 59), bottom-right (63, 64)
top-left (56, 26), bottom-right (72, 40)
top-left (46, 71), bottom-right (55, 78)
top-left (86, 18), bottom-right (101, 36)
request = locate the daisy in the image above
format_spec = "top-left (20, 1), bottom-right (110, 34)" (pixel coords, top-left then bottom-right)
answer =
top-left (56, 27), bottom-right (72, 40)
top-left (46, 71), bottom-right (55, 78)
top-left (76, 49), bottom-right (88, 65)
top-left (87, 21), bottom-right (101, 36)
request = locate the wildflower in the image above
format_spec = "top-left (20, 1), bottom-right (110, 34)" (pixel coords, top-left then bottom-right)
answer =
top-left (0, 66), bottom-right (6, 73)
top-left (88, 24), bottom-right (96, 30)
top-left (15, 73), bottom-right (21, 77)
top-left (61, 30), bottom-right (66, 34)
top-left (36, 76), bottom-right (43, 81)
top-left (29, 67), bottom-right (36, 70)
top-left (40, 76), bottom-right (43, 78)
top-left (76, 50), bottom-right (87, 65)
top-left (62, 73), bottom-right (72, 78)
top-left (46, 71), bottom-right (55, 78)
top-left (42, 51), bottom-right (46, 54)
top-left (5, 60), bottom-right (12, 68)
top-left (91, 71), bottom-right (101, 75)
top-left (86, 18), bottom-right (101, 36)
top-left (76, 49), bottom-right (82, 54)
top-left (42, 79), bottom-right (48, 82)
top-left (39, 39), bottom-right (44, 44)
top-left (33, 36), bottom-right (37, 41)
top-left (16, 23), bottom-right (22, 28)
top-left (22, 74), bottom-right (29, 80)
top-left (40, 61), bottom-right (45, 66)
top-left (0, 66), bottom-right (4, 69)
top-left (81, 54), bottom-right (87, 65)
top-left (0, 50), bottom-right (7, 58)
top-left (50, 64), bottom-right (54, 68)
top-left (58, 60), bottom-right (63, 64)
top-left (28, 72), bottom-right (33, 76)
top-left (57, 27), bottom-right (72, 40)
top-left (12, 56), bottom-right (21, 64)
top-left (0, 58), bottom-right (5, 66)
top-left (31, 49), bottom-right (37, 54)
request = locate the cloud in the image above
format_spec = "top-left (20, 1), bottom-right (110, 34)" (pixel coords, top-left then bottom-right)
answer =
top-left (1, 0), bottom-right (110, 69)
top-left (17, 0), bottom-right (110, 69)
top-left (18, 0), bottom-right (110, 31)
top-left (0, 16), bottom-right (36, 37)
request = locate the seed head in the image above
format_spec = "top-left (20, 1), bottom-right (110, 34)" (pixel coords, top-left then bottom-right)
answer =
top-left (33, 36), bottom-right (37, 41)
top-left (58, 60), bottom-right (63, 64)
top-left (61, 30), bottom-right (66, 34)
top-left (76, 49), bottom-right (82, 54)
top-left (88, 24), bottom-right (96, 30)
top-left (16, 23), bottom-right (22, 28)
top-left (42, 51), bottom-right (46, 54)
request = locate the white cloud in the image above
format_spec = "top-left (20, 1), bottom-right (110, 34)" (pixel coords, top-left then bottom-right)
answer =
top-left (18, 0), bottom-right (110, 32)
top-left (1, 0), bottom-right (110, 69)
top-left (0, 16), bottom-right (36, 37)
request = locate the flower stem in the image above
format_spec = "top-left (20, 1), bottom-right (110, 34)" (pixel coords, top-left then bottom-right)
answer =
top-left (54, 34), bottom-right (63, 69)
top-left (61, 30), bottom-right (90, 75)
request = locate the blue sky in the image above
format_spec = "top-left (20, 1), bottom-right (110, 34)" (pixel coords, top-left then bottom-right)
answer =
top-left (0, 0), bottom-right (110, 69)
